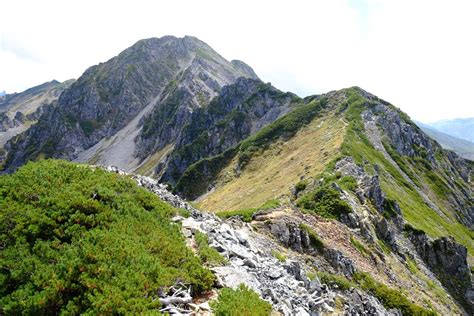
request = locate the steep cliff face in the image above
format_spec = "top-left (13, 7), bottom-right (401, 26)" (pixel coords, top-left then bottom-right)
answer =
top-left (158, 77), bottom-right (298, 184)
top-left (3, 36), bottom-right (257, 172)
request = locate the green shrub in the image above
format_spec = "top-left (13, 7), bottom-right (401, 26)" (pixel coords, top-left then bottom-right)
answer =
top-left (211, 284), bottom-right (272, 316)
top-left (338, 175), bottom-right (358, 191)
top-left (195, 231), bottom-right (227, 266)
top-left (297, 186), bottom-right (351, 219)
top-left (295, 180), bottom-right (308, 193)
top-left (0, 159), bottom-right (214, 314)
top-left (317, 272), bottom-right (356, 291)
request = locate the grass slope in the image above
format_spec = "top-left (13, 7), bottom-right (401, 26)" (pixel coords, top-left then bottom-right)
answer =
top-left (197, 112), bottom-right (344, 211)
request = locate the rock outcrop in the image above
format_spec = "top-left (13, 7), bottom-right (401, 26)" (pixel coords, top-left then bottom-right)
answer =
top-left (407, 230), bottom-right (474, 313)
top-left (105, 166), bottom-right (395, 315)
top-left (0, 80), bottom-right (71, 148)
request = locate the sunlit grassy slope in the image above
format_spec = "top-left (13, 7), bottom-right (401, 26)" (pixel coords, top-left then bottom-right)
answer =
top-left (195, 87), bottom-right (473, 258)
top-left (197, 112), bottom-right (344, 211)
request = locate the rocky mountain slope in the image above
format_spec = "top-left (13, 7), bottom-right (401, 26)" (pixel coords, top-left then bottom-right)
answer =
top-left (0, 80), bottom-right (73, 148)
top-left (1, 36), bottom-right (473, 314)
top-left (415, 121), bottom-right (474, 160)
top-left (175, 87), bottom-right (474, 313)
top-left (2, 36), bottom-right (257, 173)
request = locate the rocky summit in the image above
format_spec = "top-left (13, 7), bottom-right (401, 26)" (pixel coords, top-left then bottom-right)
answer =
top-left (0, 36), bottom-right (473, 315)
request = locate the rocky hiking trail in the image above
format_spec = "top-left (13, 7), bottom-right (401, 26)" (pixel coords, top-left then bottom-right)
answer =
top-left (103, 166), bottom-right (398, 315)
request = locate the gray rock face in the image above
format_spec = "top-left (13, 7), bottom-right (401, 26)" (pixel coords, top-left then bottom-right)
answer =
top-left (346, 289), bottom-right (401, 316)
top-left (372, 104), bottom-right (435, 160)
top-left (0, 80), bottom-right (72, 149)
top-left (408, 231), bottom-right (473, 313)
top-left (270, 219), bottom-right (312, 253)
top-left (360, 97), bottom-right (473, 228)
top-left (269, 218), bottom-right (356, 277)
top-left (335, 157), bottom-right (402, 220)
top-left (0, 112), bottom-right (27, 132)
top-left (157, 77), bottom-right (297, 185)
top-left (323, 248), bottom-right (356, 277)
top-left (0, 113), bottom-right (16, 132)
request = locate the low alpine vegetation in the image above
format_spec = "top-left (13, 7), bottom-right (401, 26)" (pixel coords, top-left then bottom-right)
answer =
top-left (299, 223), bottom-right (325, 252)
top-left (0, 159), bottom-right (214, 314)
top-left (216, 199), bottom-right (280, 222)
top-left (353, 272), bottom-right (436, 316)
top-left (211, 284), bottom-right (272, 316)
top-left (297, 185), bottom-right (352, 219)
top-left (195, 231), bottom-right (227, 266)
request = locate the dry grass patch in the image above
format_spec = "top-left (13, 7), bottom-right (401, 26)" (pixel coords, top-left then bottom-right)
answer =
top-left (197, 114), bottom-right (344, 211)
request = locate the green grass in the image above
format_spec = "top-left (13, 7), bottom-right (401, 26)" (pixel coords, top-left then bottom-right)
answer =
top-left (377, 238), bottom-right (392, 254)
top-left (238, 98), bottom-right (325, 161)
top-left (216, 199), bottom-right (280, 222)
top-left (0, 159), bottom-right (214, 314)
top-left (406, 257), bottom-right (419, 274)
top-left (318, 270), bottom-right (437, 314)
top-left (211, 284), bottom-right (272, 316)
top-left (299, 223), bottom-right (325, 252)
top-left (176, 97), bottom-right (328, 199)
top-left (350, 236), bottom-right (371, 257)
top-left (353, 272), bottom-right (436, 316)
top-left (317, 272), bottom-right (357, 291)
top-left (272, 250), bottom-right (287, 262)
top-left (194, 231), bottom-right (227, 267)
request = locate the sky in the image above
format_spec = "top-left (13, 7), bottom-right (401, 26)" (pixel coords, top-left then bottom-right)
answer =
top-left (0, 0), bottom-right (473, 123)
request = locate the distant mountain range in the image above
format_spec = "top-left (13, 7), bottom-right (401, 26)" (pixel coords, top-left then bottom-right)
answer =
top-left (415, 121), bottom-right (474, 160)
top-left (423, 118), bottom-right (474, 143)
top-left (0, 91), bottom-right (5, 97)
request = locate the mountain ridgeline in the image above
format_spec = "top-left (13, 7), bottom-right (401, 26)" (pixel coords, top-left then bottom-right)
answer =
top-left (1, 36), bottom-right (473, 315)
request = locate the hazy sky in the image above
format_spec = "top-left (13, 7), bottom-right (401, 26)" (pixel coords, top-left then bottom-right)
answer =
top-left (1, 0), bottom-right (473, 122)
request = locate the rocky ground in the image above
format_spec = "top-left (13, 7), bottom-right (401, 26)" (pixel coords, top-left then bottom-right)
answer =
top-left (101, 166), bottom-right (403, 315)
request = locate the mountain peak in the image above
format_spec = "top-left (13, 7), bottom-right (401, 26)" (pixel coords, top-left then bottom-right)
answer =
top-left (3, 36), bottom-right (259, 172)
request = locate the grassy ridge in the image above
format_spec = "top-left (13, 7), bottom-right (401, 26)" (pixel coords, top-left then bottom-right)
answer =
top-left (341, 88), bottom-right (474, 255)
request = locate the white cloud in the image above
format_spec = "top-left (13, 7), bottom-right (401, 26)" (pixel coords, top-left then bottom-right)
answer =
top-left (0, 0), bottom-right (472, 122)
